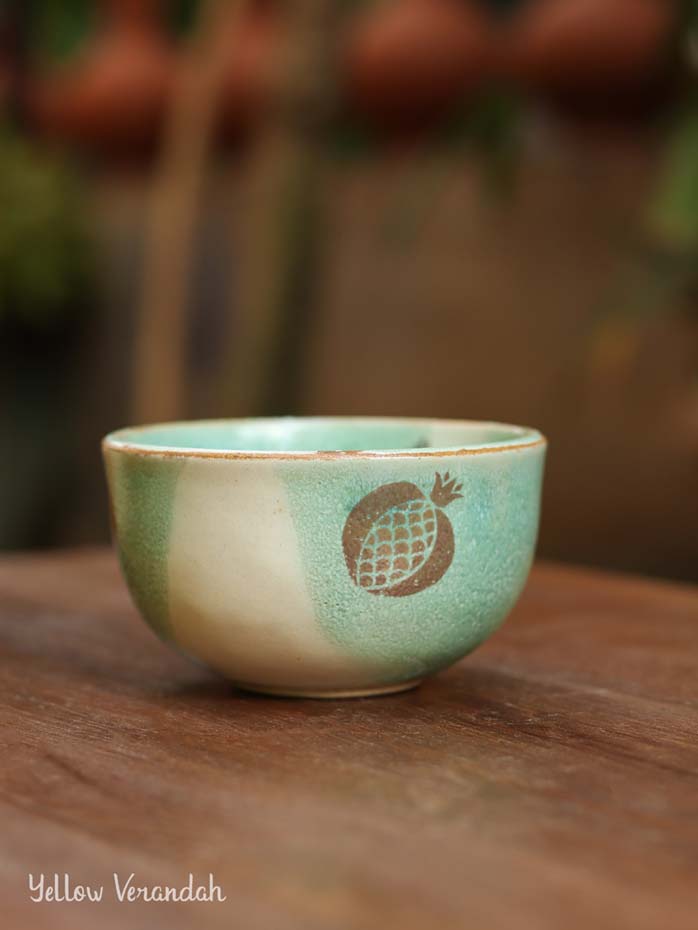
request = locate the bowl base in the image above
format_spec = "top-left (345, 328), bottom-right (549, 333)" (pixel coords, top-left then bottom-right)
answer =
top-left (234, 678), bottom-right (424, 700)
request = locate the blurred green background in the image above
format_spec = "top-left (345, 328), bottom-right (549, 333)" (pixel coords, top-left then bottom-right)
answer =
top-left (1, 0), bottom-right (697, 580)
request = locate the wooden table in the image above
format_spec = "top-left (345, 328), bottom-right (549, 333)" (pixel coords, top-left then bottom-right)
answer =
top-left (1, 549), bottom-right (696, 930)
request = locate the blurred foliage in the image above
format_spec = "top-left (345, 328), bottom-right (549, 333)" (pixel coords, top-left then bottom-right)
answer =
top-left (28, 0), bottom-right (202, 64)
top-left (7, 0), bottom-right (698, 328)
top-left (649, 1), bottom-right (698, 248)
top-left (28, 0), bottom-right (93, 64)
top-left (444, 90), bottom-right (524, 192)
top-left (170, 0), bottom-right (201, 35)
top-left (651, 109), bottom-right (698, 252)
top-left (0, 123), bottom-right (91, 328)
top-left (643, 0), bottom-right (698, 322)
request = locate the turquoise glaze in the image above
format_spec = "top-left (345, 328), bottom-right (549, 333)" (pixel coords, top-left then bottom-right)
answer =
top-left (281, 452), bottom-right (542, 681)
top-left (103, 417), bottom-right (546, 698)
top-left (105, 451), bottom-right (184, 639)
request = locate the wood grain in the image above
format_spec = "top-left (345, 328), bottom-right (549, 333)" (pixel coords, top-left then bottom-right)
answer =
top-left (0, 549), bottom-right (696, 930)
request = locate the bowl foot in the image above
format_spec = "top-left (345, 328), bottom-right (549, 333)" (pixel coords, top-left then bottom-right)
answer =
top-left (234, 678), bottom-right (424, 700)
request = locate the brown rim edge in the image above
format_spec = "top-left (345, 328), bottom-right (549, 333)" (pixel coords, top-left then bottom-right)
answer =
top-left (101, 436), bottom-right (547, 461)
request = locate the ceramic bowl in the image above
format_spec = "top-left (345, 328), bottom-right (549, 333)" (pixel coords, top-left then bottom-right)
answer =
top-left (103, 417), bottom-right (546, 698)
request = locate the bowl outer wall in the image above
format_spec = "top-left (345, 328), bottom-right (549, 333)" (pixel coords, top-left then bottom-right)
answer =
top-left (103, 442), bottom-right (546, 691)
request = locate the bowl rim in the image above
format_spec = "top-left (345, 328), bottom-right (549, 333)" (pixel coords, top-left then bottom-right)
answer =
top-left (102, 416), bottom-right (547, 460)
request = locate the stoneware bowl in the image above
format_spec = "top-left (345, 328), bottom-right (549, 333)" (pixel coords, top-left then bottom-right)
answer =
top-left (103, 417), bottom-right (546, 698)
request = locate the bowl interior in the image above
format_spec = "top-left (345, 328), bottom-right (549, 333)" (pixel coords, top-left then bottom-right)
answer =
top-left (105, 417), bottom-right (542, 456)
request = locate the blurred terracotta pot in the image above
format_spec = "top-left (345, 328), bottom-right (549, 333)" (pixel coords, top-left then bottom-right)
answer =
top-left (345, 0), bottom-right (495, 131)
top-left (31, 0), bottom-right (175, 159)
top-left (217, 0), bottom-right (283, 142)
top-left (506, 0), bottom-right (678, 98)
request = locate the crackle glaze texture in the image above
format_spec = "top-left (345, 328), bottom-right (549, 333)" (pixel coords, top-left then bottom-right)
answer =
top-left (103, 418), bottom-right (546, 697)
top-left (105, 451), bottom-right (183, 639)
